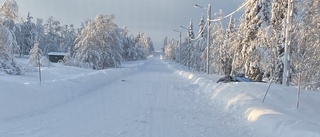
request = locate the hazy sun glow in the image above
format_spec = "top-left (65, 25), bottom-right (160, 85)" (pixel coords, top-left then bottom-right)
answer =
top-left (246, 107), bottom-right (282, 122)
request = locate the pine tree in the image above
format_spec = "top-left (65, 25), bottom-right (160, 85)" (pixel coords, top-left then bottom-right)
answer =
top-left (237, 0), bottom-right (272, 81)
top-left (210, 10), bottom-right (226, 74)
top-left (163, 36), bottom-right (168, 52)
top-left (225, 16), bottom-right (237, 76)
top-left (187, 19), bottom-right (194, 68)
top-left (188, 19), bottom-right (195, 39)
top-left (188, 15), bottom-right (207, 71)
top-left (198, 14), bottom-right (205, 38)
top-left (28, 41), bottom-right (50, 67)
top-left (28, 41), bottom-right (40, 66)
top-left (18, 12), bottom-right (36, 57)
top-left (270, 0), bottom-right (288, 84)
top-left (43, 16), bottom-right (61, 55)
top-left (34, 18), bottom-right (46, 54)
top-left (59, 24), bottom-right (76, 53)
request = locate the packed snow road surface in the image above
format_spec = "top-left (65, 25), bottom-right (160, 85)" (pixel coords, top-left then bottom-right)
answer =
top-left (0, 52), bottom-right (252, 137)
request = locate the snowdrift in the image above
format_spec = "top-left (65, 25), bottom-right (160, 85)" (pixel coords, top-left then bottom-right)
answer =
top-left (0, 61), bottom-right (144, 121)
top-left (170, 62), bottom-right (320, 137)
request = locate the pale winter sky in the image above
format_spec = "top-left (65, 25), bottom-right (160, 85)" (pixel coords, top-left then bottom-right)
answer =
top-left (2, 0), bottom-right (243, 50)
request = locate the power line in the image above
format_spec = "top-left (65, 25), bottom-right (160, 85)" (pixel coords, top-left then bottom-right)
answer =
top-left (209, 0), bottom-right (250, 22)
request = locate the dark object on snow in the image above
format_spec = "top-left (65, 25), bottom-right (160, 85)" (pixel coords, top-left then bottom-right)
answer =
top-left (48, 52), bottom-right (67, 63)
top-left (122, 80), bottom-right (130, 82)
top-left (217, 75), bottom-right (233, 83)
top-left (217, 75), bottom-right (252, 83)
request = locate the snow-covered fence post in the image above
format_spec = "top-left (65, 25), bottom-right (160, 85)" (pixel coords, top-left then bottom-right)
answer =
top-left (297, 73), bottom-right (301, 108)
top-left (262, 74), bottom-right (275, 103)
top-left (262, 80), bottom-right (273, 103)
top-left (38, 49), bottom-right (42, 85)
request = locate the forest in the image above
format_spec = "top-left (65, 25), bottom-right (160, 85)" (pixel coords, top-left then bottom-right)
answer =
top-left (163, 0), bottom-right (320, 90)
top-left (1, 0), bottom-right (320, 91)
top-left (0, 0), bottom-right (154, 75)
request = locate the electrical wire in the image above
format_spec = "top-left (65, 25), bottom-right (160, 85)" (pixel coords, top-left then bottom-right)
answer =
top-left (209, 0), bottom-right (250, 22)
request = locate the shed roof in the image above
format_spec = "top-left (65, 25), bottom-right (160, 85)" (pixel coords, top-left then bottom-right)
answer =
top-left (48, 52), bottom-right (67, 56)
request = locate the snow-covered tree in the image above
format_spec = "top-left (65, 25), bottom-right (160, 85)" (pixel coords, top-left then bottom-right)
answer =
top-left (188, 15), bottom-right (207, 71)
top-left (2, 17), bottom-right (18, 51)
top-left (183, 19), bottom-right (194, 68)
top-left (0, 0), bottom-right (18, 20)
top-left (236, 0), bottom-right (272, 81)
top-left (224, 16), bottom-right (237, 76)
top-left (191, 38), bottom-right (206, 72)
top-left (292, 0), bottom-right (320, 90)
top-left (269, 0), bottom-right (288, 84)
top-left (69, 14), bottom-right (123, 70)
top-left (28, 41), bottom-right (50, 67)
top-left (120, 27), bottom-right (148, 61)
top-left (59, 24), bottom-right (77, 53)
top-left (133, 35), bottom-right (148, 61)
top-left (43, 16), bottom-right (61, 55)
top-left (164, 39), bottom-right (178, 61)
top-left (17, 12), bottom-right (36, 57)
top-left (34, 18), bottom-right (46, 53)
top-left (0, 0), bottom-right (22, 75)
top-left (28, 41), bottom-right (40, 66)
top-left (0, 25), bottom-right (22, 75)
top-left (162, 36), bottom-right (168, 52)
top-left (180, 37), bottom-right (189, 66)
top-left (134, 33), bottom-right (154, 56)
top-left (198, 14), bottom-right (205, 38)
top-left (209, 10), bottom-right (226, 75)
top-left (188, 19), bottom-right (195, 40)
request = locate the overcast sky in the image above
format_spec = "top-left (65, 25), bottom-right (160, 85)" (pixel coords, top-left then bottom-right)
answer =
top-left (2, 0), bottom-right (244, 50)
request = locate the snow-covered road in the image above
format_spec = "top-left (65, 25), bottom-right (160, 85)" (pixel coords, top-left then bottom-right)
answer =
top-left (0, 52), bottom-right (252, 137)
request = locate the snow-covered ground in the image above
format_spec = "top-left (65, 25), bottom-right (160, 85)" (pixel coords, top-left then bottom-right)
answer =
top-left (0, 52), bottom-right (319, 137)
top-left (175, 65), bottom-right (320, 137)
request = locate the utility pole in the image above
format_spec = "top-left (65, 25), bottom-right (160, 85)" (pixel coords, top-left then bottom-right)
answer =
top-left (188, 34), bottom-right (191, 69)
top-left (194, 4), bottom-right (211, 74)
top-left (283, 0), bottom-right (294, 86)
top-left (206, 4), bottom-right (211, 74)
top-left (194, 2), bottom-right (251, 74)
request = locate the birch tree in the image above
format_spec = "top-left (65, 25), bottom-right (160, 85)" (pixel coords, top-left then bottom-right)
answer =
top-left (0, 0), bottom-right (22, 75)
top-left (69, 14), bottom-right (123, 70)
top-left (293, 0), bottom-right (320, 89)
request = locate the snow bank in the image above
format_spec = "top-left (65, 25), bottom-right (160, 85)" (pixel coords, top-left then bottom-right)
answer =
top-left (167, 62), bottom-right (320, 137)
top-left (0, 61), bottom-right (143, 121)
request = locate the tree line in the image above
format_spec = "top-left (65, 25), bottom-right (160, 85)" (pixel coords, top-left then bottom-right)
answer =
top-left (163, 0), bottom-right (320, 90)
top-left (0, 0), bottom-right (154, 75)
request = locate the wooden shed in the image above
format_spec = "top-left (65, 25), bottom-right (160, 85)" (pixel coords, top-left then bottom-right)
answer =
top-left (48, 52), bottom-right (67, 63)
